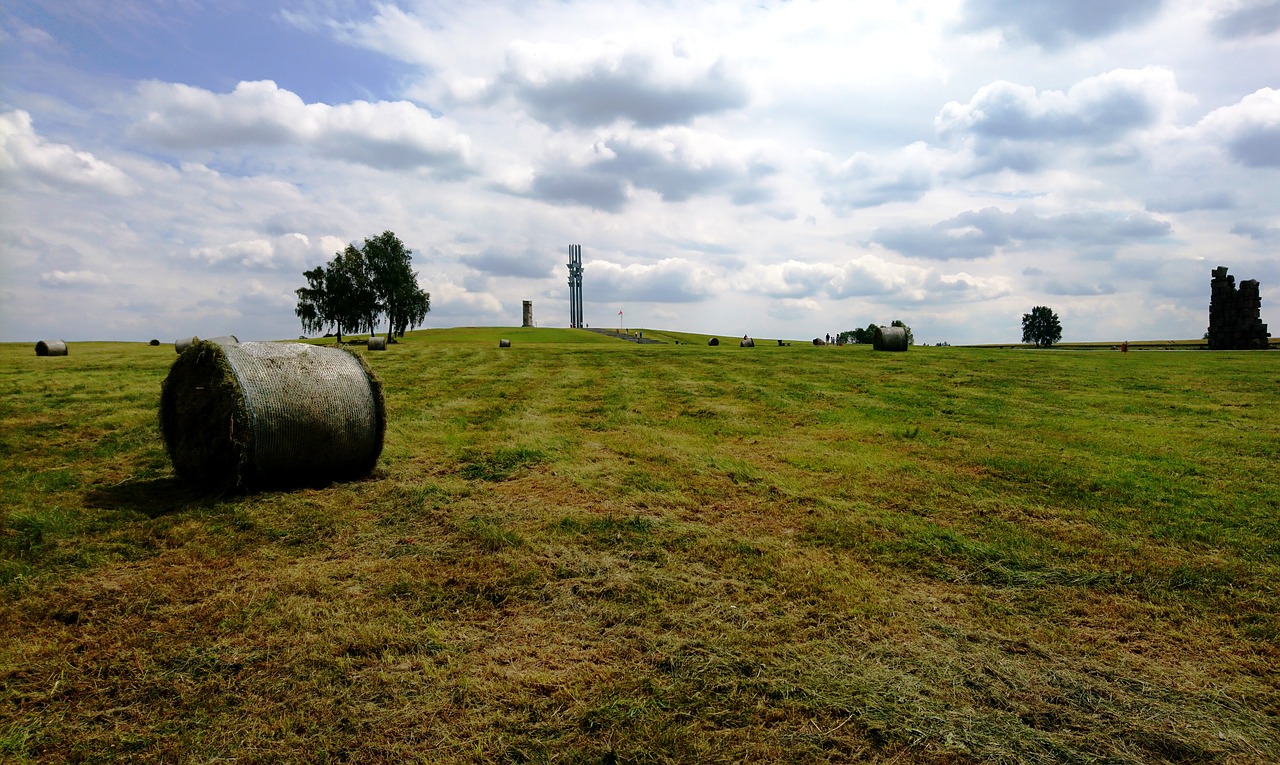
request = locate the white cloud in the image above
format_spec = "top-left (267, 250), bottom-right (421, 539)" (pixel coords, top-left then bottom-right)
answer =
top-left (587, 258), bottom-right (718, 303)
top-left (0, 110), bottom-right (137, 195)
top-left (133, 80), bottom-right (474, 173)
top-left (40, 270), bottom-right (110, 287)
top-left (1195, 87), bottom-right (1280, 167)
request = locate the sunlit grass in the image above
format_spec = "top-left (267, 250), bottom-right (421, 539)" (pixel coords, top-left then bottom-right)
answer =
top-left (1, 333), bottom-right (1278, 763)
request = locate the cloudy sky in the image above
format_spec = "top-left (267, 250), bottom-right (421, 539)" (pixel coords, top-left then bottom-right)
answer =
top-left (2, 0), bottom-right (1278, 344)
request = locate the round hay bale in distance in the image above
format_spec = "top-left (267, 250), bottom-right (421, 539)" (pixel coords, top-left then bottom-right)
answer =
top-left (499, 339), bottom-right (511, 348)
top-left (812, 338), bottom-right (826, 346)
top-left (160, 341), bottom-right (386, 491)
top-left (35, 340), bottom-right (67, 356)
top-left (367, 335), bottom-right (388, 351)
top-left (149, 339), bottom-right (161, 346)
top-left (708, 337), bottom-right (720, 346)
top-left (175, 336), bottom-right (200, 354)
top-left (873, 325), bottom-right (908, 352)
top-left (740, 337), bottom-right (755, 348)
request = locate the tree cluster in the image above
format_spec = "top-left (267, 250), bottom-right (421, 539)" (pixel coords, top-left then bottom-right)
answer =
top-left (837, 320), bottom-right (913, 345)
top-left (296, 231), bottom-right (431, 344)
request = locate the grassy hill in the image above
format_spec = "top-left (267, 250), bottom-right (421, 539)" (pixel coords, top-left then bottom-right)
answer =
top-left (2, 332), bottom-right (1278, 763)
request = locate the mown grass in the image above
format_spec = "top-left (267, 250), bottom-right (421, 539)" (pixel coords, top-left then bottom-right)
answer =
top-left (1, 332), bottom-right (1278, 763)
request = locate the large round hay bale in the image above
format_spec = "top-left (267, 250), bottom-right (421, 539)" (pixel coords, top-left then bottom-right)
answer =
top-left (35, 340), bottom-right (67, 356)
top-left (708, 337), bottom-right (720, 346)
top-left (160, 341), bottom-right (385, 491)
top-left (873, 325), bottom-right (908, 351)
top-left (206, 335), bottom-right (239, 345)
top-left (367, 335), bottom-right (388, 351)
top-left (175, 336), bottom-right (200, 353)
top-left (812, 338), bottom-right (826, 346)
top-left (499, 339), bottom-right (511, 348)
top-left (740, 337), bottom-right (755, 348)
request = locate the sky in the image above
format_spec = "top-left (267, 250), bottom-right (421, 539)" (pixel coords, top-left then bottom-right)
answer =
top-left (2, 0), bottom-right (1278, 345)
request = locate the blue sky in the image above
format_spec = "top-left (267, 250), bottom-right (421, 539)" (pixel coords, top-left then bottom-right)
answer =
top-left (2, 0), bottom-right (1278, 344)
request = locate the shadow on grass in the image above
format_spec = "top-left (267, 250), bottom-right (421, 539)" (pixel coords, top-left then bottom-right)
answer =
top-left (84, 476), bottom-right (221, 518)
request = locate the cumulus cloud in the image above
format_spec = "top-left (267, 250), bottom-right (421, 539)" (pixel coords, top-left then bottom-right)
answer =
top-left (818, 142), bottom-right (946, 211)
top-left (732, 256), bottom-right (1010, 304)
top-left (873, 207), bottom-right (1172, 260)
top-left (0, 110), bottom-right (137, 195)
top-left (188, 233), bottom-right (344, 272)
top-left (936, 68), bottom-right (1186, 173)
top-left (587, 258), bottom-right (717, 303)
top-left (492, 37), bottom-right (749, 128)
top-left (427, 278), bottom-right (505, 318)
top-left (1195, 88), bottom-right (1280, 167)
top-left (40, 270), bottom-right (110, 287)
top-left (1211, 1), bottom-right (1280, 39)
top-left (959, 0), bottom-right (1164, 49)
top-left (1145, 190), bottom-right (1236, 212)
top-left (1231, 221), bottom-right (1280, 240)
top-left (133, 80), bottom-right (473, 173)
top-left (515, 127), bottom-right (776, 211)
top-left (463, 248), bottom-right (559, 278)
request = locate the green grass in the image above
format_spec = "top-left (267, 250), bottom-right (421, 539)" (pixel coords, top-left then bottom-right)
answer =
top-left (2, 332), bottom-right (1278, 763)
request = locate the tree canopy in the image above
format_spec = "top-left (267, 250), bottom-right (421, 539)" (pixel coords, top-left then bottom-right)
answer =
top-left (296, 231), bottom-right (430, 344)
top-left (838, 320), bottom-right (912, 345)
top-left (1021, 306), bottom-right (1062, 347)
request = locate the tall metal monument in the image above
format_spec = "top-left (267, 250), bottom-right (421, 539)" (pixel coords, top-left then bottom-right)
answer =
top-left (566, 244), bottom-right (584, 328)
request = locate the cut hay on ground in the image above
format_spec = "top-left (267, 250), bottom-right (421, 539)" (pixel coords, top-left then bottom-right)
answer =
top-left (160, 341), bottom-right (386, 491)
top-left (35, 340), bottom-right (67, 356)
top-left (873, 325), bottom-right (908, 351)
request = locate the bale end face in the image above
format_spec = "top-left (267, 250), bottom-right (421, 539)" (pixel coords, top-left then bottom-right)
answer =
top-left (740, 338), bottom-right (755, 348)
top-left (708, 337), bottom-right (720, 346)
top-left (367, 336), bottom-right (388, 351)
top-left (499, 339), bottom-right (511, 348)
top-left (35, 340), bottom-right (67, 356)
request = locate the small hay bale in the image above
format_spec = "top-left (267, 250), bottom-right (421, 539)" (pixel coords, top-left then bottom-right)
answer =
top-left (873, 325), bottom-right (908, 352)
top-left (35, 340), bottom-right (67, 356)
top-left (175, 336), bottom-right (200, 354)
top-left (740, 337), bottom-right (755, 348)
top-left (367, 336), bottom-right (388, 351)
top-left (812, 338), bottom-right (826, 346)
top-left (499, 339), bottom-right (511, 348)
top-left (708, 337), bottom-right (720, 346)
top-left (160, 341), bottom-right (385, 491)
top-left (149, 339), bottom-right (160, 346)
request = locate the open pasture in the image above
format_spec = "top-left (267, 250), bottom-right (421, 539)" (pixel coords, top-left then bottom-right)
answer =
top-left (2, 333), bottom-right (1278, 763)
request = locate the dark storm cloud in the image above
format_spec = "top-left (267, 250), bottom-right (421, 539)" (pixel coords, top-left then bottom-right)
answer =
top-left (1211, 1), bottom-right (1280, 39)
top-left (960, 0), bottom-right (1164, 49)
top-left (873, 207), bottom-right (1171, 260)
top-left (499, 46), bottom-right (748, 128)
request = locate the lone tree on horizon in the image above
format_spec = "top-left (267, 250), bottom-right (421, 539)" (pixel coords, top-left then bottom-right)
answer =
top-left (1022, 306), bottom-right (1062, 347)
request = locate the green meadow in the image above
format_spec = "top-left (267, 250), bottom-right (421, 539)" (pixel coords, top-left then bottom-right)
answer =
top-left (2, 331), bottom-right (1277, 764)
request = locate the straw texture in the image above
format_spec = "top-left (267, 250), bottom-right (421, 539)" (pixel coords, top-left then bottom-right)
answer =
top-left (367, 336), bottom-right (388, 351)
top-left (873, 325), bottom-right (908, 351)
top-left (160, 341), bottom-right (386, 490)
top-left (35, 340), bottom-right (67, 356)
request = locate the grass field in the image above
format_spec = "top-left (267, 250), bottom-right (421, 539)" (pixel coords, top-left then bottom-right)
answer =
top-left (2, 330), bottom-right (1278, 764)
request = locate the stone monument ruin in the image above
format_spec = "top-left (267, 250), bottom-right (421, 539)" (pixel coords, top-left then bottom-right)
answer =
top-left (522, 300), bottom-right (533, 328)
top-left (1207, 267), bottom-right (1270, 350)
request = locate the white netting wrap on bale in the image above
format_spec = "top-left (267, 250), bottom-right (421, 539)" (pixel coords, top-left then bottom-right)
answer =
top-left (35, 340), bottom-right (67, 356)
top-left (160, 340), bottom-right (385, 491)
top-left (873, 325), bottom-right (908, 351)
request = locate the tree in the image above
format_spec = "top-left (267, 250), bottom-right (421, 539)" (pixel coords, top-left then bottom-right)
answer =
top-left (361, 231), bottom-right (431, 342)
top-left (1022, 306), bottom-right (1062, 347)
